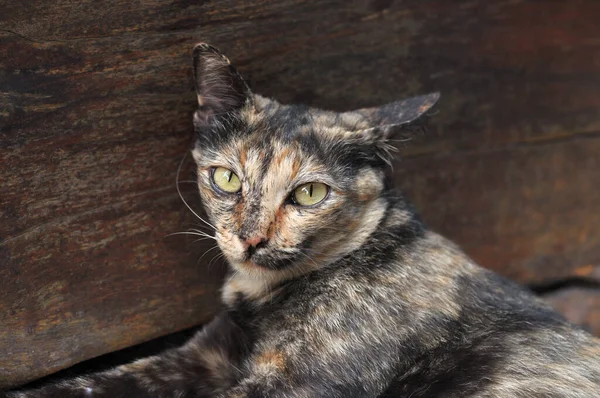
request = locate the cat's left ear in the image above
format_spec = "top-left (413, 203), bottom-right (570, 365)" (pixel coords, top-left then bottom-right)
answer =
top-left (192, 43), bottom-right (252, 125)
top-left (345, 92), bottom-right (440, 139)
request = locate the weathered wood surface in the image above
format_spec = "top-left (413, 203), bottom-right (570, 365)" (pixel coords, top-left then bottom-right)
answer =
top-left (545, 287), bottom-right (600, 337)
top-left (1, 0), bottom-right (600, 388)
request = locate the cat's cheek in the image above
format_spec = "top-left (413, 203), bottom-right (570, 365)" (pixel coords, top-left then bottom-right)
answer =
top-left (270, 208), bottom-right (299, 248)
top-left (215, 230), bottom-right (244, 264)
top-left (354, 168), bottom-right (385, 202)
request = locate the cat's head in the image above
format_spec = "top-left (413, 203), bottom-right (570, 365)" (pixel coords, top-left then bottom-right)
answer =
top-left (190, 43), bottom-right (438, 280)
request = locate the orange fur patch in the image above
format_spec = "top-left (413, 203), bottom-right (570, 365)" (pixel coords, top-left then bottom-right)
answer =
top-left (239, 146), bottom-right (248, 168)
top-left (256, 350), bottom-right (286, 371)
top-left (275, 147), bottom-right (292, 166)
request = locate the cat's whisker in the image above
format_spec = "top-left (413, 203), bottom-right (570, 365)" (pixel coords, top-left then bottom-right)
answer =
top-left (191, 237), bottom-right (217, 244)
top-left (298, 251), bottom-right (320, 269)
top-left (176, 152), bottom-right (217, 231)
top-left (166, 231), bottom-right (216, 241)
top-left (387, 138), bottom-right (412, 143)
top-left (261, 273), bottom-right (274, 302)
top-left (196, 245), bottom-right (222, 267)
top-left (227, 359), bottom-right (243, 376)
top-left (189, 228), bottom-right (214, 236)
top-left (190, 231), bottom-right (214, 239)
top-left (191, 223), bottom-right (216, 236)
top-left (167, 230), bottom-right (213, 237)
top-left (314, 227), bottom-right (353, 234)
top-left (208, 252), bottom-right (226, 269)
top-left (226, 270), bottom-right (239, 285)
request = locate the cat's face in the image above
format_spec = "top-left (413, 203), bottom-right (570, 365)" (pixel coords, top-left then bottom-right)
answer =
top-left (192, 97), bottom-right (390, 277)
top-left (190, 44), bottom-right (438, 279)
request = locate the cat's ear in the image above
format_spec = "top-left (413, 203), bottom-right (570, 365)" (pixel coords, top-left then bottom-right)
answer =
top-left (345, 92), bottom-right (440, 139)
top-left (192, 43), bottom-right (252, 125)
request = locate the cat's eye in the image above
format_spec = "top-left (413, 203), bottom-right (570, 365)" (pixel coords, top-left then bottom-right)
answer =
top-left (212, 167), bottom-right (241, 193)
top-left (292, 182), bottom-right (329, 206)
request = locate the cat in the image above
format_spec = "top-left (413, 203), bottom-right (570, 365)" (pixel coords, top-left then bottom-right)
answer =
top-left (4, 43), bottom-right (600, 398)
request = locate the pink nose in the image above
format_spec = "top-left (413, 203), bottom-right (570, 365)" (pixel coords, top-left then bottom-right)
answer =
top-left (245, 236), bottom-right (266, 247)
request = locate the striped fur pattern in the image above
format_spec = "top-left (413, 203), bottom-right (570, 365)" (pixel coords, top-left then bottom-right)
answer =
top-left (4, 44), bottom-right (600, 397)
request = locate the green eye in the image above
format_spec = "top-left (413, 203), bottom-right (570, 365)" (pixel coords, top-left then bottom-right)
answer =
top-left (292, 182), bottom-right (329, 206)
top-left (212, 167), bottom-right (241, 193)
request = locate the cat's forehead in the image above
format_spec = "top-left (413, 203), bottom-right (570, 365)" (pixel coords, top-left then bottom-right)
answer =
top-left (207, 101), bottom-right (328, 161)
top-left (223, 132), bottom-right (326, 178)
top-left (194, 96), bottom-right (380, 182)
top-left (246, 95), bottom-right (374, 137)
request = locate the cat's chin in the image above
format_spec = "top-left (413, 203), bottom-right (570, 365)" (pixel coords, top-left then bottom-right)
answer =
top-left (242, 254), bottom-right (297, 271)
top-left (223, 252), bottom-right (301, 277)
top-left (218, 245), bottom-right (302, 272)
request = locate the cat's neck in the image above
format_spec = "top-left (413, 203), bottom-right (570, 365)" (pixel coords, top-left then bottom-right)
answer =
top-left (375, 191), bottom-right (425, 246)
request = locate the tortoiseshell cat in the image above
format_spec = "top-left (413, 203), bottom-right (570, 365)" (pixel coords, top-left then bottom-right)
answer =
top-left (5, 44), bottom-right (600, 398)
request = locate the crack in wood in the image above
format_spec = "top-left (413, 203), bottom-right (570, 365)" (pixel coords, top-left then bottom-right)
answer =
top-left (529, 276), bottom-right (600, 296)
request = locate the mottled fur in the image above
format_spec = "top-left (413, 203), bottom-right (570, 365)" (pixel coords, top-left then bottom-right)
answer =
top-left (5, 44), bottom-right (600, 398)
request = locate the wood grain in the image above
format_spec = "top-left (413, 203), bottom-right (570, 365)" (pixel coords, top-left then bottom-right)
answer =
top-left (1, 0), bottom-right (600, 388)
top-left (545, 288), bottom-right (600, 337)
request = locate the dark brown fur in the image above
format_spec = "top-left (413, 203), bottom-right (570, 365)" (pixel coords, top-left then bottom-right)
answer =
top-left (5, 44), bottom-right (599, 398)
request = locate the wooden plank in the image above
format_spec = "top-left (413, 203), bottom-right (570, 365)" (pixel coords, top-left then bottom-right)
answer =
top-left (2, 0), bottom-right (600, 388)
top-left (545, 288), bottom-right (600, 337)
top-left (397, 137), bottom-right (600, 284)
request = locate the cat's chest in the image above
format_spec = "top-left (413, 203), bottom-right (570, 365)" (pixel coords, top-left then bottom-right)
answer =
top-left (221, 272), bottom-right (286, 307)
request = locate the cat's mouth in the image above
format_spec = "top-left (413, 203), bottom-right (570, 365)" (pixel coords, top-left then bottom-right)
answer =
top-left (216, 230), bottom-right (315, 272)
top-left (243, 249), bottom-right (298, 270)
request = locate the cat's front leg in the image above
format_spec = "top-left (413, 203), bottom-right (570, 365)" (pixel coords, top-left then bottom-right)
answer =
top-left (3, 312), bottom-right (249, 398)
top-left (3, 372), bottom-right (140, 398)
top-left (220, 342), bottom-right (397, 398)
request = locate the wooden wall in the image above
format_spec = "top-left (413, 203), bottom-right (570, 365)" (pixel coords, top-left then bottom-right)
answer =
top-left (1, 0), bottom-right (600, 388)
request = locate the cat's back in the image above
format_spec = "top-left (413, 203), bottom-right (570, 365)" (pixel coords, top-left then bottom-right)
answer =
top-left (382, 231), bottom-right (600, 397)
top-left (383, 324), bottom-right (600, 397)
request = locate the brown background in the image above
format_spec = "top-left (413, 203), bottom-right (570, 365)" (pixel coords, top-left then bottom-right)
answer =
top-left (1, 0), bottom-right (600, 388)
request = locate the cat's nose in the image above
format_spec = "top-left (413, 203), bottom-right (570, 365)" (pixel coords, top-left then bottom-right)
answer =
top-left (241, 235), bottom-right (268, 257)
top-left (245, 236), bottom-right (267, 247)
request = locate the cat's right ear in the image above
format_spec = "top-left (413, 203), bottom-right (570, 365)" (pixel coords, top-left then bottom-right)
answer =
top-left (192, 43), bottom-right (252, 126)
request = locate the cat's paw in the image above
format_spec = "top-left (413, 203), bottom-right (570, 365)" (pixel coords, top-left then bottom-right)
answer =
top-left (0, 387), bottom-right (92, 398)
top-left (222, 386), bottom-right (246, 398)
top-left (0, 390), bottom-right (25, 398)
